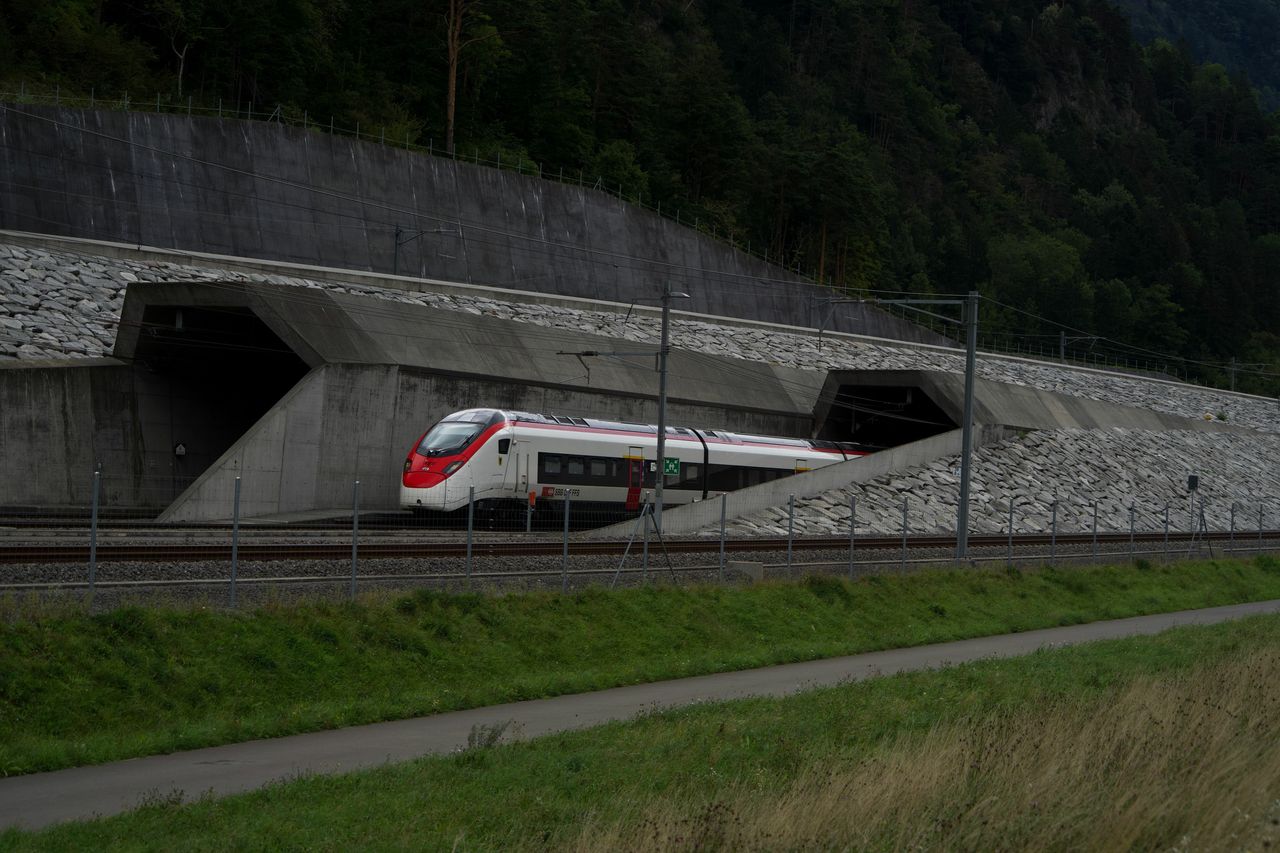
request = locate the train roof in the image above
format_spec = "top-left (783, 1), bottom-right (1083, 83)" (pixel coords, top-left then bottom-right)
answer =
top-left (440, 408), bottom-right (880, 453)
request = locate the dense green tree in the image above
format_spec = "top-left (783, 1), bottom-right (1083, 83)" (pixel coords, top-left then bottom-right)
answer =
top-left (3, 0), bottom-right (1280, 390)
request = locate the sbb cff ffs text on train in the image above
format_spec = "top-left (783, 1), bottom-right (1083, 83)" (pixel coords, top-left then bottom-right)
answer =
top-left (401, 409), bottom-right (868, 513)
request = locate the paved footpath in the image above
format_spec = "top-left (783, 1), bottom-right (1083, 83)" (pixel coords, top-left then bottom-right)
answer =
top-left (5, 599), bottom-right (1280, 832)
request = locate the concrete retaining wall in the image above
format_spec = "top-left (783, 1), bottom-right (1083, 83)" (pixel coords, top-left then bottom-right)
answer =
top-left (160, 364), bottom-right (814, 522)
top-left (0, 105), bottom-right (941, 343)
top-left (0, 360), bottom-right (242, 508)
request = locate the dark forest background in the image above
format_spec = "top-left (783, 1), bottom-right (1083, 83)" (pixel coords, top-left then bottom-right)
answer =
top-left (2, 0), bottom-right (1279, 392)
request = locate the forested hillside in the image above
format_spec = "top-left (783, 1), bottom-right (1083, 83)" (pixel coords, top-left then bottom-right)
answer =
top-left (2, 0), bottom-right (1279, 392)
top-left (1109, 0), bottom-right (1280, 109)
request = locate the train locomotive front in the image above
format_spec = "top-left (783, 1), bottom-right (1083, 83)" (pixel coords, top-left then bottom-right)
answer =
top-left (401, 409), bottom-right (512, 512)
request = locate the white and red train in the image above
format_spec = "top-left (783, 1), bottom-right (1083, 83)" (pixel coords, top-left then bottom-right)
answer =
top-left (401, 408), bottom-right (869, 513)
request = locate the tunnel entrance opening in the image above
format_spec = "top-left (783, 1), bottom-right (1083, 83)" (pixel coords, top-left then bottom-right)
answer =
top-left (818, 384), bottom-right (957, 449)
top-left (129, 305), bottom-right (310, 505)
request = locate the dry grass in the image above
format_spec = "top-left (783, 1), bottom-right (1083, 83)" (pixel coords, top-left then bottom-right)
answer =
top-left (573, 649), bottom-right (1280, 852)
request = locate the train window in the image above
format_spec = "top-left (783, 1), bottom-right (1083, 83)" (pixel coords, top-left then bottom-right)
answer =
top-left (417, 422), bottom-right (483, 456)
top-left (672, 463), bottom-right (701, 490)
top-left (567, 457), bottom-right (585, 476)
top-left (498, 439), bottom-right (511, 454)
top-left (590, 458), bottom-right (608, 478)
top-left (542, 455), bottom-right (562, 475)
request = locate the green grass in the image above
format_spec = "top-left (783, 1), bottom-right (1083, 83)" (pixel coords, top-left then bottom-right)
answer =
top-left (6, 612), bottom-right (1280, 851)
top-left (2, 555), bottom-right (1280, 775)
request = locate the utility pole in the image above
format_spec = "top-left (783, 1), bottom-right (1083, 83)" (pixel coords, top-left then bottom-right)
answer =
top-left (654, 281), bottom-right (673, 531)
top-left (957, 290), bottom-right (979, 559)
top-left (557, 284), bottom-right (689, 532)
top-left (875, 292), bottom-right (980, 560)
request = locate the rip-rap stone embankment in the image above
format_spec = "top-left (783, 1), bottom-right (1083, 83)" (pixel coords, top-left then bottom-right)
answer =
top-left (1, 242), bottom-right (1273, 431)
top-left (723, 428), bottom-right (1280, 538)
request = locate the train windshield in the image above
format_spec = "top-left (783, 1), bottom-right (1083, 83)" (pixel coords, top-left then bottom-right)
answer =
top-left (416, 422), bottom-right (484, 456)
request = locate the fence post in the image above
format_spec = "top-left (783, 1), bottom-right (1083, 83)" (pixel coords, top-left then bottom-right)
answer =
top-left (1050, 499), bottom-right (1058, 564)
top-left (1230, 502), bottom-right (1236, 552)
top-left (1091, 502), bottom-right (1099, 561)
top-left (1163, 503), bottom-right (1170, 562)
top-left (1006, 500), bottom-right (1014, 567)
top-left (526, 492), bottom-right (533, 534)
top-left (230, 476), bottom-right (241, 608)
top-left (562, 492), bottom-right (571, 593)
top-left (466, 486), bottom-right (475, 588)
top-left (719, 493), bottom-right (727, 582)
top-left (350, 480), bottom-right (360, 600)
top-left (1129, 503), bottom-right (1136, 560)
top-left (1260, 505), bottom-right (1265, 548)
top-left (901, 496), bottom-right (909, 572)
top-left (89, 469), bottom-right (101, 595)
top-left (786, 494), bottom-right (795, 577)
top-left (642, 502), bottom-right (649, 582)
top-left (848, 494), bottom-right (857, 580)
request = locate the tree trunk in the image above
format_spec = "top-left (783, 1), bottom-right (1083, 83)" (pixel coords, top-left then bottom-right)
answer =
top-left (172, 40), bottom-right (190, 99)
top-left (445, 0), bottom-right (466, 155)
top-left (817, 219), bottom-right (827, 284)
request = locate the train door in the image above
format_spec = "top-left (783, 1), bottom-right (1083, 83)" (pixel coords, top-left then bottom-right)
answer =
top-left (500, 436), bottom-right (534, 500)
top-left (625, 446), bottom-right (644, 511)
top-left (493, 436), bottom-right (514, 496)
top-left (794, 458), bottom-right (811, 474)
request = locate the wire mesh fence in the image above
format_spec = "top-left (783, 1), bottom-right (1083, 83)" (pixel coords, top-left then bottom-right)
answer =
top-left (3, 469), bottom-right (1279, 610)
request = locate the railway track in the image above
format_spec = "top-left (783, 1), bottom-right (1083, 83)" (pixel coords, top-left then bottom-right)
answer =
top-left (1, 530), bottom-right (1270, 565)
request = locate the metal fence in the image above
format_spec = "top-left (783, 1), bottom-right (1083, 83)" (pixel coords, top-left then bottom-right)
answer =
top-left (3, 469), bottom-right (1279, 610)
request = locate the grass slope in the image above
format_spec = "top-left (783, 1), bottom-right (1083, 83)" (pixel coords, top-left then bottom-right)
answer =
top-left (6, 613), bottom-right (1280, 850)
top-left (2, 556), bottom-right (1280, 775)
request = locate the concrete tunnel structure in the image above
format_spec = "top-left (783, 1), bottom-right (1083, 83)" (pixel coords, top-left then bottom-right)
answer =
top-left (0, 280), bottom-right (1243, 523)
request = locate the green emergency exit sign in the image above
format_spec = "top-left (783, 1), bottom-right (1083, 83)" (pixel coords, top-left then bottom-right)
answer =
top-left (663, 457), bottom-right (680, 476)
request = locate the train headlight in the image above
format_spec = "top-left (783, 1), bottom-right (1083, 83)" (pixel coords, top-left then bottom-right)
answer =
top-left (442, 460), bottom-right (464, 475)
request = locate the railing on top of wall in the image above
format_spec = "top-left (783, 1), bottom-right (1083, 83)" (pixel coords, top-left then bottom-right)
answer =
top-left (0, 82), bottom-right (1257, 393)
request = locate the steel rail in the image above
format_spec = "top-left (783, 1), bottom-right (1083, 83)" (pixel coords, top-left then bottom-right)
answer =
top-left (1, 530), bottom-right (1274, 565)
top-left (6, 542), bottom-right (1278, 593)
